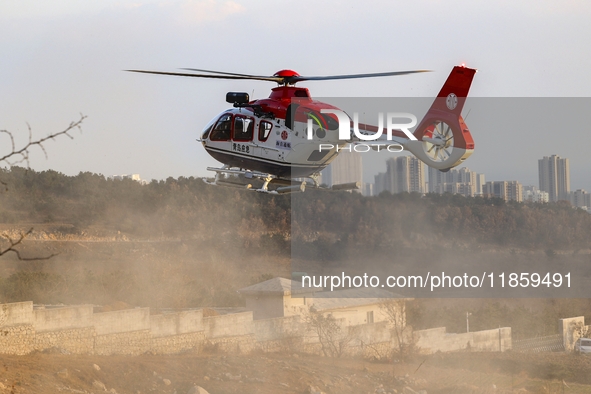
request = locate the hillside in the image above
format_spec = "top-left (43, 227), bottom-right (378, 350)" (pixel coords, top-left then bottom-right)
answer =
top-left (1, 167), bottom-right (590, 252)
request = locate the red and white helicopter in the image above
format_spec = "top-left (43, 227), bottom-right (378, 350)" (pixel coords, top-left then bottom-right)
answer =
top-left (129, 65), bottom-right (476, 193)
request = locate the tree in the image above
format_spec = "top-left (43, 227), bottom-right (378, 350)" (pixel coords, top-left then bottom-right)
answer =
top-left (572, 321), bottom-right (591, 340)
top-left (0, 116), bottom-right (84, 260)
top-left (379, 298), bottom-right (417, 358)
top-left (304, 308), bottom-right (350, 357)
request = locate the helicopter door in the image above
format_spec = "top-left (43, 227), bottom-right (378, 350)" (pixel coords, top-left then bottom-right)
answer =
top-left (255, 120), bottom-right (280, 164)
top-left (231, 115), bottom-right (254, 156)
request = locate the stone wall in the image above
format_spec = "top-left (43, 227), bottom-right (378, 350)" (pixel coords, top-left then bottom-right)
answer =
top-left (151, 310), bottom-right (203, 337)
top-left (34, 305), bottom-right (93, 332)
top-left (94, 330), bottom-right (152, 356)
top-left (33, 326), bottom-right (95, 354)
top-left (151, 331), bottom-right (205, 355)
top-left (0, 301), bottom-right (514, 357)
top-left (204, 311), bottom-right (253, 339)
top-left (0, 301), bottom-right (33, 326)
top-left (203, 312), bottom-right (256, 354)
top-left (0, 324), bottom-right (35, 355)
top-left (414, 326), bottom-right (512, 354)
top-left (472, 327), bottom-right (512, 352)
top-left (253, 315), bottom-right (305, 342)
top-left (93, 308), bottom-right (150, 335)
top-left (149, 311), bottom-right (205, 354)
top-left (205, 334), bottom-right (257, 353)
top-left (254, 315), bottom-right (306, 352)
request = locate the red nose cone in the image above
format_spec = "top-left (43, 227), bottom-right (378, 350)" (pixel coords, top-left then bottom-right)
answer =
top-left (273, 69), bottom-right (300, 78)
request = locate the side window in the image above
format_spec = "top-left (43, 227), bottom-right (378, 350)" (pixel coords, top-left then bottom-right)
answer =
top-left (258, 121), bottom-right (273, 142)
top-left (210, 114), bottom-right (232, 141)
top-left (233, 116), bottom-right (254, 141)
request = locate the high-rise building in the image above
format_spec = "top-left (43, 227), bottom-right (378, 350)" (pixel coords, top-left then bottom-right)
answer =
top-left (506, 181), bottom-right (523, 202)
top-left (475, 173), bottom-right (486, 195)
top-left (427, 166), bottom-right (446, 193)
top-left (374, 172), bottom-right (387, 195)
top-left (427, 166), bottom-right (485, 196)
top-left (320, 151), bottom-right (363, 190)
top-left (538, 155), bottom-right (570, 202)
top-left (569, 189), bottom-right (591, 209)
top-left (384, 156), bottom-right (426, 194)
top-left (362, 182), bottom-right (374, 197)
top-left (483, 181), bottom-right (523, 202)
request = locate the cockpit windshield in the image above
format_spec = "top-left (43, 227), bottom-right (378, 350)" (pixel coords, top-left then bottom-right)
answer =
top-left (209, 114), bottom-right (232, 141)
top-left (201, 115), bottom-right (219, 140)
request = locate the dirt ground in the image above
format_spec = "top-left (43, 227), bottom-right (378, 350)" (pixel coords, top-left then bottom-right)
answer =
top-left (1, 351), bottom-right (591, 394)
top-left (2, 234), bottom-right (591, 393)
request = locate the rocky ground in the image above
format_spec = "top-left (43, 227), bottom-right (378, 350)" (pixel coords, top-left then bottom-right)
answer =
top-left (1, 351), bottom-right (591, 394)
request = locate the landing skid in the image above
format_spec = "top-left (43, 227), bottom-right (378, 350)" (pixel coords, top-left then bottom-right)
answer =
top-left (203, 166), bottom-right (359, 194)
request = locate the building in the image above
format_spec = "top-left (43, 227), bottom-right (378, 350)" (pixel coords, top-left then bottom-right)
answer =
top-left (483, 181), bottom-right (523, 202)
top-left (307, 287), bottom-right (401, 326)
top-left (361, 182), bottom-right (374, 197)
top-left (376, 156), bottom-right (425, 194)
top-left (569, 189), bottom-right (591, 210)
top-left (374, 172), bottom-right (387, 195)
top-left (427, 166), bottom-right (446, 193)
top-left (237, 277), bottom-right (314, 320)
top-left (474, 173), bottom-right (486, 195)
top-left (538, 155), bottom-right (570, 202)
top-left (427, 166), bottom-right (485, 197)
top-left (238, 277), bottom-right (405, 326)
top-left (523, 186), bottom-right (549, 203)
top-left (320, 150), bottom-right (362, 190)
top-left (112, 174), bottom-right (148, 184)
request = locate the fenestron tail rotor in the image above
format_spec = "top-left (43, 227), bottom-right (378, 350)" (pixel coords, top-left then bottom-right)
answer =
top-left (422, 120), bottom-right (455, 163)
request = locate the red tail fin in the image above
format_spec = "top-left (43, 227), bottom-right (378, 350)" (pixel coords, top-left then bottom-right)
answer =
top-left (413, 65), bottom-right (476, 150)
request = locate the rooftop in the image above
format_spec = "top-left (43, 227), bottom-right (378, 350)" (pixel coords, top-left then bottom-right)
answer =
top-left (311, 288), bottom-right (407, 312)
top-left (238, 277), bottom-right (313, 296)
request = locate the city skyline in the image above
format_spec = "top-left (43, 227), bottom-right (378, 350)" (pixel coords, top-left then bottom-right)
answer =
top-left (357, 153), bottom-right (589, 211)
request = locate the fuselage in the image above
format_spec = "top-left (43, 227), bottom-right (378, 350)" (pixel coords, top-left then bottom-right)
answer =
top-left (200, 86), bottom-right (347, 178)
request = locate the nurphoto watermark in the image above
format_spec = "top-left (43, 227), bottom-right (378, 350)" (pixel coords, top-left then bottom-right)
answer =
top-left (306, 110), bottom-right (417, 153)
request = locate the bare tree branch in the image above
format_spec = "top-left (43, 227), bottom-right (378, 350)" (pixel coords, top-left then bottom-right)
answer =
top-left (0, 228), bottom-right (58, 261)
top-left (0, 114), bottom-right (85, 166)
top-left (0, 116), bottom-right (84, 260)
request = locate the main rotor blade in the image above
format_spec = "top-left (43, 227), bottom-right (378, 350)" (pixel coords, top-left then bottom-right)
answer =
top-left (126, 69), bottom-right (283, 82)
top-left (181, 68), bottom-right (271, 78)
top-left (127, 68), bottom-right (431, 85)
top-left (288, 70), bottom-right (431, 83)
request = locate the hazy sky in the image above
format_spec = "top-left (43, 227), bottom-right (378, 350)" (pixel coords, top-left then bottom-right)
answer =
top-left (1, 0), bottom-right (590, 189)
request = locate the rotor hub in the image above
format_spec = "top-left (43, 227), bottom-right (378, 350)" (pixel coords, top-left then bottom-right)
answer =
top-left (273, 69), bottom-right (300, 78)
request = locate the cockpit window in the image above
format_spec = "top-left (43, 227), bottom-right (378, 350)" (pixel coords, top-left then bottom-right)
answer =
top-left (201, 115), bottom-right (218, 140)
top-left (210, 114), bottom-right (232, 141)
top-left (233, 116), bottom-right (254, 141)
top-left (258, 121), bottom-right (272, 142)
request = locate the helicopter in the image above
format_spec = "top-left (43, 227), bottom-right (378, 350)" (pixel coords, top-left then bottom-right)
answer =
top-left (128, 65), bottom-right (477, 193)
